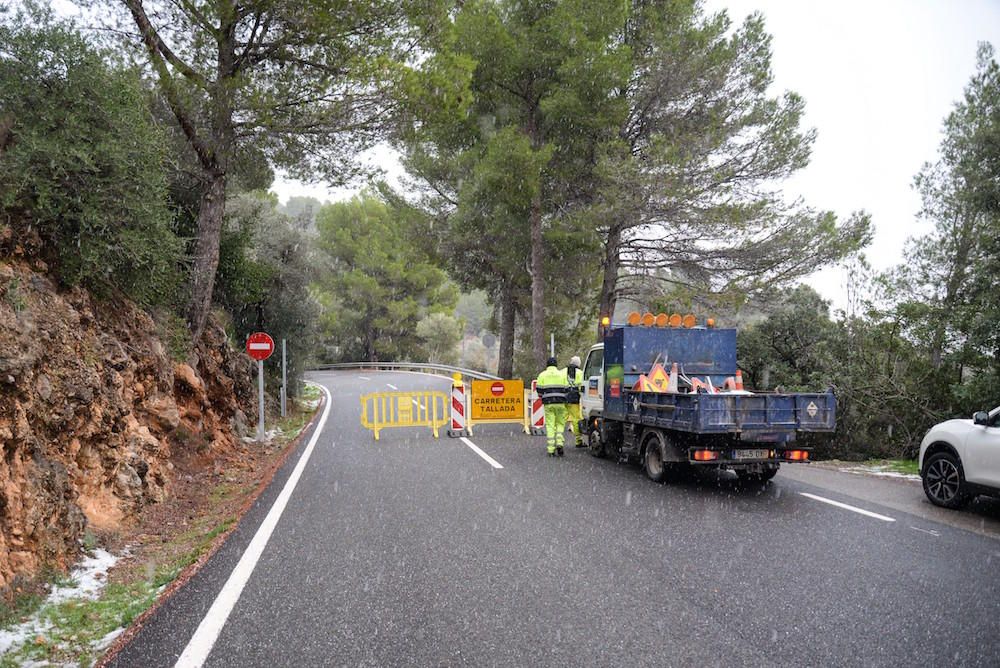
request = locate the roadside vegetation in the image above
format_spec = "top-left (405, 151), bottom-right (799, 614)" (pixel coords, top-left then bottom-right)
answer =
top-left (0, 393), bottom-right (321, 666)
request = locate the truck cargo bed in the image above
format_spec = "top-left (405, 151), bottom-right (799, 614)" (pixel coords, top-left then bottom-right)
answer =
top-left (620, 389), bottom-right (836, 441)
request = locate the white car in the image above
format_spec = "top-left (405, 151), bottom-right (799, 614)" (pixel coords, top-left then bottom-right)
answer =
top-left (919, 405), bottom-right (1000, 508)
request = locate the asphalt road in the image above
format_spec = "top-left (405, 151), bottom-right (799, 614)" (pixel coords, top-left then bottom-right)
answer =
top-left (110, 370), bottom-right (1000, 667)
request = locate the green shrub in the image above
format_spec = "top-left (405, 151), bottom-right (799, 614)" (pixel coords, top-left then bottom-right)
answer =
top-left (0, 6), bottom-right (182, 305)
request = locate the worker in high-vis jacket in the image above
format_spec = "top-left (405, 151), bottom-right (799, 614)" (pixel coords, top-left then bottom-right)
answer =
top-left (536, 356), bottom-right (569, 457)
top-left (565, 355), bottom-right (585, 448)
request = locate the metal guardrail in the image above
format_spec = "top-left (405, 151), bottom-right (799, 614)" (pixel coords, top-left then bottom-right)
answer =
top-left (312, 361), bottom-right (501, 381)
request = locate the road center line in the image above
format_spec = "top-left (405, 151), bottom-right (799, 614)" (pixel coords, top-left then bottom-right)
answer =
top-left (799, 492), bottom-right (895, 522)
top-left (387, 383), bottom-right (398, 390)
top-left (175, 383), bottom-right (333, 668)
top-left (460, 437), bottom-right (504, 469)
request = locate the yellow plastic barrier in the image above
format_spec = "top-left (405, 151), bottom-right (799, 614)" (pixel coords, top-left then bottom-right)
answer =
top-left (360, 390), bottom-right (450, 440)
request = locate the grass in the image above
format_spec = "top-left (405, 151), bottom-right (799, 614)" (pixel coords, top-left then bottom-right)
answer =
top-left (2, 276), bottom-right (27, 313)
top-left (0, 590), bottom-right (45, 629)
top-left (301, 383), bottom-right (322, 401)
top-left (861, 458), bottom-right (920, 475)
top-left (0, 518), bottom-right (234, 668)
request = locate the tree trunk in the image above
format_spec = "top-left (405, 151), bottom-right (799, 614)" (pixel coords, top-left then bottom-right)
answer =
top-left (530, 193), bottom-right (546, 367)
top-left (186, 172), bottom-right (227, 339)
top-left (186, 8), bottom-right (237, 341)
top-left (598, 222), bottom-right (622, 339)
top-left (497, 283), bottom-right (516, 378)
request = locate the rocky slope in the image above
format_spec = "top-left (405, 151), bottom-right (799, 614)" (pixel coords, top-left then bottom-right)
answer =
top-left (0, 260), bottom-right (254, 597)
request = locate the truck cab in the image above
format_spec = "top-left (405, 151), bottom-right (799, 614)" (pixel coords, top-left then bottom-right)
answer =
top-left (580, 343), bottom-right (604, 427)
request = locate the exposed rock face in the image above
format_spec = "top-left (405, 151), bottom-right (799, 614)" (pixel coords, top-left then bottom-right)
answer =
top-left (0, 262), bottom-right (254, 595)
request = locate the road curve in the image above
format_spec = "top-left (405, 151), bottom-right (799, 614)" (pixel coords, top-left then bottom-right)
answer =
top-left (108, 370), bottom-right (1000, 667)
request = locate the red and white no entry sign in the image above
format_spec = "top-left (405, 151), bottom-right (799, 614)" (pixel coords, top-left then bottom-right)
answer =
top-left (246, 332), bottom-right (275, 361)
top-left (490, 382), bottom-right (505, 396)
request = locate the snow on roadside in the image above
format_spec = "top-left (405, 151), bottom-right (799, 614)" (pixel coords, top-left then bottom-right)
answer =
top-left (837, 465), bottom-right (921, 481)
top-left (0, 548), bottom-right (119, 657)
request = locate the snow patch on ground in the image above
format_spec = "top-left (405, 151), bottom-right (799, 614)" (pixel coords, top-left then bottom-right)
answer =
top-left (47, 549), bottom-right (117, 605)
top-left (838, 465), bottom-right (921, 481)
top-left (0, 548), bottom-right (119, 658)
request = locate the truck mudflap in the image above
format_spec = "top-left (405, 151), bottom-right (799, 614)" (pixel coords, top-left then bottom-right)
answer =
top-left (624, 390), bottom-right (836, 434)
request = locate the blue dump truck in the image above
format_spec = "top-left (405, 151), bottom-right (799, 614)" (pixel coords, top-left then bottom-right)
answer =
top-left (579, 315), bottom-right (836, 483)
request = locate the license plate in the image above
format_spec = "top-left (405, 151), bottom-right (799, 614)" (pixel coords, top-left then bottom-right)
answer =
top-left (733, 449), bottom-right (769, 460)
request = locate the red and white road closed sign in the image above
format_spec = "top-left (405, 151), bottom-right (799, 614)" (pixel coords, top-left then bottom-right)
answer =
top-left (470, 379), bottom-right (524, 421)
top-left (246, 332), bottom-right (275, 361)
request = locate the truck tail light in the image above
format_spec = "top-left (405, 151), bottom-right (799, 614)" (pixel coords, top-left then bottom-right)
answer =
top-left (692, 450), bottom-right (719, 461)
top-left (784, 450), bottom-right (809, 461)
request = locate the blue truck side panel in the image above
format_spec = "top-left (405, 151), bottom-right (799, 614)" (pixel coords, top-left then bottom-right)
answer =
top-left (625, 390), bottom-right (836, 442)
top-left (604, 326), bottom-right (737, 421)
top-left (603, 325), bottom-right (836, 440)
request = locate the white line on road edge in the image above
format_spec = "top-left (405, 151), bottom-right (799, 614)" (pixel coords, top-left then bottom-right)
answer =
top-left (911, 526), bottom-right (941, 537)
top-left (358, 376), bottom-right (371, 381)
top-left (175, 383), bottom-right (333, 668)
top-left (460, 437), bottom-right (504, 469)
top-left (387, 383), bottom-right (398, 390)
top-left (799, 492), bottom-right (896, 522)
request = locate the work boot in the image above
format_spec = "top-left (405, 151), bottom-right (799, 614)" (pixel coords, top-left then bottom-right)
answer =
top-left (547, 451), bottom-right (556, 457)
top-left (575, 441), bottom-right (585, 448)
top-left (556, 447), bottom-right (564, 457)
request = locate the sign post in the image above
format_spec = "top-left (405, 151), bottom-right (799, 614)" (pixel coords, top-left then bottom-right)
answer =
top-left (281, 339), bottom-right (287, 418)
top-left (246, 332), bottom-right (275, 442)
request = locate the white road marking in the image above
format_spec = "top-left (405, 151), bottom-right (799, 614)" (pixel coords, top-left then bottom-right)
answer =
top-left (799, 492), bottom-right (896, 522)
top-left (911, 526), bottom-right (941, 537)
top-left (358, 376), bottom-right (371, 381)
top-left (175, 383), bottom-right (333, 668)
top-left (460, 437), bottom-right (504, 469)
top-left (411, 399), bottom-right (420, 407)
top-left (387, 383), bottom-right (399, 390)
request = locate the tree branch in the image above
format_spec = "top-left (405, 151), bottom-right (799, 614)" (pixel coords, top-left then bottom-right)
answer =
top-left (122, 0), bottom-right (214, 169)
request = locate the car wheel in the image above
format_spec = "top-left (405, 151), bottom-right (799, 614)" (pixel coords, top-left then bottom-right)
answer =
top-left (922, 452), bottom-right (971, 509)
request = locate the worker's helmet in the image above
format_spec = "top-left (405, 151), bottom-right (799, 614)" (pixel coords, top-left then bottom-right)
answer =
top-left (569, 355), bottom-right (581, 367)
top-left (546, 356), bottom-right (557, 367)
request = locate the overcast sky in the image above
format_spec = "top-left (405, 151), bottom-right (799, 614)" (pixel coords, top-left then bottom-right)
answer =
top-left (272, 0), bottom-right (1000, 311)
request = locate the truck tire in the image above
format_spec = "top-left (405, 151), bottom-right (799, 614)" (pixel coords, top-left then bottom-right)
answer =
top-left (643, 436), bottom-right (666, 483)
top-left (588, 429), bottom-right (606, 458)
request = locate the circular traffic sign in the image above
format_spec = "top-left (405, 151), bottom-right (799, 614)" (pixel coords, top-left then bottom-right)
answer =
top-left (246, 332), bottom-right (275, 361)
top-left (490, 381), bottom-right (505, 396)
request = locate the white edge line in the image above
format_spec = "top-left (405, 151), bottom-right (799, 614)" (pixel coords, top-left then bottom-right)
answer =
top-left (357, 376), bottom-right (371, 381)
top-left (175, 382), bottom-right (333, 667)
top-left (911, 526), bottom-right (941, 537)
top-left (460, 436), bottom-right (504, 469)
top-left (799, 492), bottom-right (896, 522)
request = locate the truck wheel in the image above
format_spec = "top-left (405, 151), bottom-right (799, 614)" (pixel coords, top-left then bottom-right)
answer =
top-left (588, 429), bottom-right (605, 458)
top-left (644, 439), bottom-right (666, 483)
